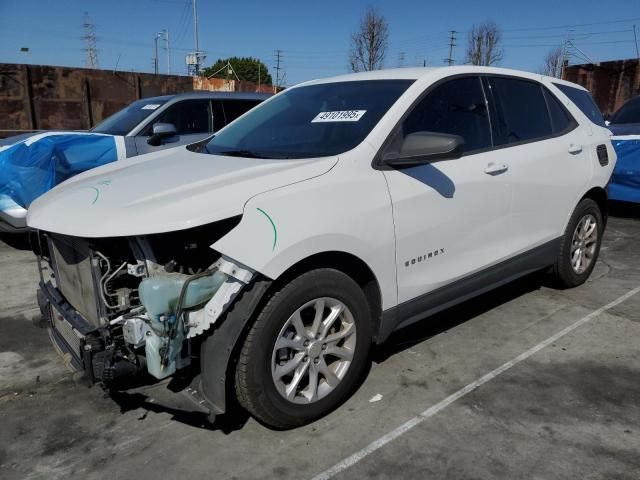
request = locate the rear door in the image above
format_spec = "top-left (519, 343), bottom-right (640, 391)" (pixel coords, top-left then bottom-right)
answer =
top-left (134, 99), bottom-right (213, 154)
top-left (483, 76), bottom-right (591, 253)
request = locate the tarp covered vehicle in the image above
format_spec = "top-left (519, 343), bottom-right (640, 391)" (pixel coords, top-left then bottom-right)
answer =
top-left (608, 96), bottom-right (640, 203)
top-left (609, 136), bottom-right (640, 203)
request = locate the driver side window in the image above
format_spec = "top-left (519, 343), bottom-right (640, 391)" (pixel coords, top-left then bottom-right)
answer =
top-left (395, 76), bottom-right (492, 155)
top-left (149, 99), bottom-right (212, 135)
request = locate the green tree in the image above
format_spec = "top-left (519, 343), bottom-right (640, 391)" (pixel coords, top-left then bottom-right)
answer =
top-left (202, 57), bottom-right (272, 85)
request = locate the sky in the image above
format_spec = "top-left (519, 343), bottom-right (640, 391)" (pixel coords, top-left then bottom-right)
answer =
top-left (1, 0), bottom-right (639, 86)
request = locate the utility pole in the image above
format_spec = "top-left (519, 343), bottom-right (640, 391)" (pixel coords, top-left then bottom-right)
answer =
top-left (445, 30), bottom-right (457, 66)
top-left (193, 0), bottom-right (201, 74)
top-left (154, 33), bottom-right (160, 74)
top-left (560, 30), bottom-right (571, 79)
top-left (397, 52), bottom-right (405, 68)
top-left (158, 29), bottom-right (170, 74)
top-left (634, 25), bottom-right (639, 60)
top-left (82, 12), bottom-right (99, 69)
top-left (274, 50), bottom-right (283, 90)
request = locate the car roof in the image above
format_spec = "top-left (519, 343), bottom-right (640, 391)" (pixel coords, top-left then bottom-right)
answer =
top-left (296, 66), bottom-right (588, 91)
top-left (140, 91), bottom-right (272, 103)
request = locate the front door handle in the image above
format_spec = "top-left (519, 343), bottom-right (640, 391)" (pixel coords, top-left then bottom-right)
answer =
top-left (568, 144), bottom-right (583, 154)
top-left (484, 162), bottom-right (509, 175)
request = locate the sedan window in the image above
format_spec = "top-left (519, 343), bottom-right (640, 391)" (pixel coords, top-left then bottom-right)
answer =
top-left (151, 99), bottom-right (212, 135)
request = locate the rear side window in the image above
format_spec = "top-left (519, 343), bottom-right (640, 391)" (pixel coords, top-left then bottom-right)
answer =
top-left (543, 88), bottom-right (576, 134)
top-left (400, 76), bottom-right (492, 153)
top-left (488, 77), bottom-right (552, 145)
top-left (222, 100), bottom-right (262, 124)
top-left (212, 100), bottom-right (226, 132)
top-left (553, 83), bottom-right (605, 127)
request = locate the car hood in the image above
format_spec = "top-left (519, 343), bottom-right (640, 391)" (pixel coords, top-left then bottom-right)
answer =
top-left (27, 146), bottom-right (338, 237)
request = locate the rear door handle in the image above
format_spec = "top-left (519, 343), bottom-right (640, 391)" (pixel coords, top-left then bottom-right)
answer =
top-left (568, 144), bottom-right (583, 154)
top-left (484, 162), bottom-right (509, 175)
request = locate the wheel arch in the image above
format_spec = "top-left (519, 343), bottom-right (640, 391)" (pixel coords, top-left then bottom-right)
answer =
top-left (268, 250), bottom-right (384, 343)
top-left (580, 186), bottom-right (609, 225)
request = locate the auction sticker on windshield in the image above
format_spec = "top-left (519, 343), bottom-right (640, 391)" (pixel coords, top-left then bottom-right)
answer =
top-left (312, 110), bottom-right (367, 123)
top-left (141, 104), bottom-right (161, 110)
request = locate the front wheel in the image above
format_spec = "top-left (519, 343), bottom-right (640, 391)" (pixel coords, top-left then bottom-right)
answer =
top-left (549, 198), bottom-right (603, 288)
top-left (234, 269), bottom-right (372, 429)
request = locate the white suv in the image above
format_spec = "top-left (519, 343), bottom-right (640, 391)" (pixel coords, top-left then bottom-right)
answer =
top-left (28, 67), bottom-right (615, 429)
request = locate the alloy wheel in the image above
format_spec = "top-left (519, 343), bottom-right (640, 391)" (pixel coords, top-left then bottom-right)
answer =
top-left (570, 213), bottom-right (598, 274)
top-left (271, 297), bottom-right (357, 404)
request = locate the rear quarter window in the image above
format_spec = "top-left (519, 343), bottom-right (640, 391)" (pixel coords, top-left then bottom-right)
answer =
top-left (553, 83), bottom-right (605, 127)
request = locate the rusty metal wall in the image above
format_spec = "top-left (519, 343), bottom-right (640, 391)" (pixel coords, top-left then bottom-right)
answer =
top-left (0, 63), bottom-right (270, 137)
top-left (563, 59), bottom-right (640, 115)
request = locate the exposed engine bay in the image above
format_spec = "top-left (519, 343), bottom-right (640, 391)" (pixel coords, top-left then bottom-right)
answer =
top-left (33, 217), bottom-right (256, 398)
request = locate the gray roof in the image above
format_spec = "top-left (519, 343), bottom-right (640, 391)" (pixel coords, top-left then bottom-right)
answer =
top-left (142, 91), bottom-right (272, 103)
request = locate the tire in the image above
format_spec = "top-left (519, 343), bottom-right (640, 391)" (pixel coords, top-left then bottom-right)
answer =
top-left (234, 268), bottom-right (372, 429)
top-left (549, 198), bottom-right (603, 288)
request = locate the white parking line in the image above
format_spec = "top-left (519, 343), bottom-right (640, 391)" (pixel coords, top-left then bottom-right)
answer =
top-left (311, 285), bottom-right (640, 480)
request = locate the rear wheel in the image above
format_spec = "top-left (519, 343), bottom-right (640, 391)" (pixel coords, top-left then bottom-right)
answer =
top-left (549, 198), bottom-right (603, 288)
top-left (234, 269), bottom-right (371, 429)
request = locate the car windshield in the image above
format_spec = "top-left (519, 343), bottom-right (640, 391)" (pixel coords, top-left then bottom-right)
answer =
top-left (204, 80), bottom-right (414, 159)
top-left (610, 97), bottom-right (640, 124)
top-left (91, 98), bottom-right (169, 135)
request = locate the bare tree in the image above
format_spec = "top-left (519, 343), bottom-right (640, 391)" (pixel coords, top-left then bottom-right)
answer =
top-left (540, 47), bottom-right (564, 77)
top-left (466, 20), bottom-right (504, 66)
top-left (349, 7), bottom-right (389, 72)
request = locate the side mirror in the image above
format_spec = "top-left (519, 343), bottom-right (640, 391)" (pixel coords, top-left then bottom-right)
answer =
top-left (148, 122), bottom-right (177, 146)
top-left (383, 132), bottom-right (464, 168)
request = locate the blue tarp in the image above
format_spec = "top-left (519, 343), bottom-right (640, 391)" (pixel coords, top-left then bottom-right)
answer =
top-left (0, 133), bottom-right (122, 210)
top-left (611, 136), bottom-right (640, 204)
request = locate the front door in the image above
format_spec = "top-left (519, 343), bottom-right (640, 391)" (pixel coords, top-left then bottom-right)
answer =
top-left (382, 76), bottom-right (513, 304)
top-left (134, 99), bottom-right (213, 155)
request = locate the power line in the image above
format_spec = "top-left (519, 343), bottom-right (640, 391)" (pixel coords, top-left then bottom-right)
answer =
top-left (82, 12), bottom-right (99, 69)
top-left (500, 16), bottom-right (640, 33)
top-left (445, 30), bottom-right (457, 65)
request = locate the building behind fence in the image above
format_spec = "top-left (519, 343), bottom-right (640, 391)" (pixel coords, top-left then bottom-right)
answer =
top-left (563, 58), bottom-right (640, 115)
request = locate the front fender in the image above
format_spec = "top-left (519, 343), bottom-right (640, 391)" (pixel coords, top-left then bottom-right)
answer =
top-left (211, 159), bottom-right (398, 310)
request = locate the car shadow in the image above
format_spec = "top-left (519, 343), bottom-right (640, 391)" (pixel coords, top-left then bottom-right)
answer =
top-left (372, 270), bottom-right (546, 363)
top-left (609, 200), bottom-right (640, 219)
top-left (0, 232), bottom-right (31, 250)
top-left (106, 271), bottom-right (546, 432)
top-left (398, 164), bottom-right (456, 198)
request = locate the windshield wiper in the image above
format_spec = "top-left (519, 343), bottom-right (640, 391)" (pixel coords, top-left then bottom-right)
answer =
top-left (216, 149), bottom-right (266, 158)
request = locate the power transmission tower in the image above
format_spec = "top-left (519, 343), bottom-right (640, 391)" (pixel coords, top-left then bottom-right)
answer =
top-left (82, 12), bottom-right (99, 69)
top-left (274, 50), bottom-right (283, 89)
top-left (445, 30), bottom-right (457, 66)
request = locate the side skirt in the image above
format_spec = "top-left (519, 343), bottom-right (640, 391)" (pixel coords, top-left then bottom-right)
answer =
top-left (377, 238), bottom-right (561, 343)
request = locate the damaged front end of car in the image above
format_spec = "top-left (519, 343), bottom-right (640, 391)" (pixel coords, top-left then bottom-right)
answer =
top-left (33, 217), bottom-right (265, 418)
